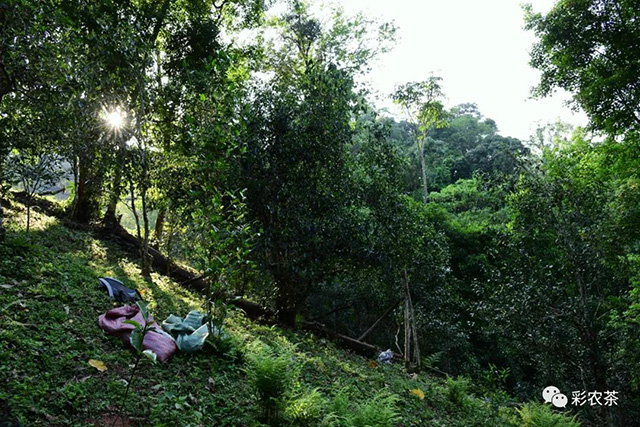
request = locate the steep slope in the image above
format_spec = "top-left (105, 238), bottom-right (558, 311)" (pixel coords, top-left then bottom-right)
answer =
top-left (0, 198), bottom-right (580, 426)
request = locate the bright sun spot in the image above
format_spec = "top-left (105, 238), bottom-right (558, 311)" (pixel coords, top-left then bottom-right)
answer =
top-left (105, 110), bottom-right (124, 129)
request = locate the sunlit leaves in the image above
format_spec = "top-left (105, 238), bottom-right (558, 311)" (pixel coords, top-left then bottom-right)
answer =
top-left (88, 359), bottom-right (108, 372)
top-left (409, 388), bottom-right (425, 400)
top-left (143, 349), bottom-right (158, 363)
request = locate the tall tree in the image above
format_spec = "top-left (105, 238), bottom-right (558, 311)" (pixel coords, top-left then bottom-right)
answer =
top-left (244, 64), bottom-right (354, 324)
top-left (497, 132), bottom-right (640, 423)
top-left (243, 1), bottom-right (395, 323)
top-left (525, 0), bottom-right (640, 135)
top-left (393, 77), bottom-right (449, 203)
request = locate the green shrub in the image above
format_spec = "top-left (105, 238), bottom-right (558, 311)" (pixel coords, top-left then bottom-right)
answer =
top-left (352, 393), bottom-right (400, 427)
top-left (207, 328), bottom-right (242, 360)
top-left (509, 403), bottom-right (581, 427)
top-left (283, 388), bottom-right (326, 426)
top-left (325, 389), bottom-right (351, 424)
top-left (325, 389), bottom-right (399, 427)
top-left (446, 376), bottom-right (471, 407)
top-left (476, 363), bottom-right (510, 396)
top-left (245, 340), bottom-right (297, 423)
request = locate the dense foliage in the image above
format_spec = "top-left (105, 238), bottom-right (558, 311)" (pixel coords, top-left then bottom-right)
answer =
top-left (2, 0), bottom-right (640, 425)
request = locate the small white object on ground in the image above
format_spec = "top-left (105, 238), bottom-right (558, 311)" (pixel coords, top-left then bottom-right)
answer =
top-left (377, 349), bottom-right (393, 364)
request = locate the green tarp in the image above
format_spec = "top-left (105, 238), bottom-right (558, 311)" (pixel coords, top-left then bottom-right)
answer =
top-left (162, 310), bottom-right (210, 353)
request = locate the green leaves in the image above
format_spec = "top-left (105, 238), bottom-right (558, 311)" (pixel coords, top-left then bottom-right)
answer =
top-left (143, 349), bottom-right (157, 363)
top-left (123, 319), bottom-right (142, 329)
top-left (130, 329), bottom-right (144, 353)
top-left (136, 300), bottom-right (150, 322)
top-left (125, 301), bottom-right (153, 354)
top-left (392, 78), bottom-right (449, 137)
top-left (245, 339), bottom-right (297, 421)
top-left (243, 63), bottom-right (357, 318)
top-left (525, 0), bottom-right (640, 135)
top-left (392, 77), bottom-right (449, 202)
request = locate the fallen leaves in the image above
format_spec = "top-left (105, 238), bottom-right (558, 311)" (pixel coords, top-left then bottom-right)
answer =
top-left (88, 359), bottom-right (107, 372)
top-left (409, 388), bottom-right (425, 400)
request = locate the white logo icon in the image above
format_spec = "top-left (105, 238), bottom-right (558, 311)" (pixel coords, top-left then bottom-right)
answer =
top-left (552, 393), bottom-right (568, 408)
top-left (543, 385), bottom-right (568, 408)
top-left (542, 386), bottom-right (560, 403)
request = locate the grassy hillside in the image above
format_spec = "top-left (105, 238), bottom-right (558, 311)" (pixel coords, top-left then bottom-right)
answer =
top-left (0, 198), bottom-right (580, 426)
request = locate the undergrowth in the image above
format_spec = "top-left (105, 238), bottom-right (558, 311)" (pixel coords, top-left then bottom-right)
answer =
top-left (0, 198), bottom-right (582, 426)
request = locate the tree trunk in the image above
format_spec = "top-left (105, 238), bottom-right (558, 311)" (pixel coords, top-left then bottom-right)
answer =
top-left (275, 290), bottom-right (299, 327)
top-left (165, 211), bottom-right (175, 274)
top-left (0, 205), bottom-right (4, 241)
top-left (274, 273), bottom-right (301, 327)
top-left (154, 207), bottom-right (166, 241)
top-left (404, 295), bottom-right (410, 366)
top-left (104, 177), bottom-right (121, 227)
top-left (140, 183), bottom-right (151, 278)
top-left (418, 140), bottom-right (429, 203)
top-left (403, 268), bottom-right (420, 369)
top-left (271, 247), bottom-right (304, 327)
top-left (575, 268), bottom-right (608, 391)
top-left (133, 68), bottom-right (154, 280)
top-left (26, 202), bottom-right (31, 233)
top-left (104, 145), bottom-right (126, 228)
top-left (129, 177), bottom-right (151, 278)
top-left (129, 180), bottom-right (142, 241)
top-left (70, 155), bottom-right (99, 223)
top-left (571, 263), bottom-right (609, 422)
top-left (408, 286), bottom-right (420, 368)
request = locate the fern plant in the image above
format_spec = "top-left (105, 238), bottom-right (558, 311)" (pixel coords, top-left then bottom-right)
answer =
top-left (446, 376), bottom-right (471, 408)
top-left (245, 340), bottom-right (296, 424)
top-left (351, 393), bottom-right (399, 427)
top-left (283, 388), bottom-right (325, 426)
top-left (324, 388), bottom-right (400, 427)
top-left (515, 403), bottom-right (581, 427)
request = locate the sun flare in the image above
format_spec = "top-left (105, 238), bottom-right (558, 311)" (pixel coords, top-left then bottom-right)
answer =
top-left (105, 110), bottom-right (124, 129)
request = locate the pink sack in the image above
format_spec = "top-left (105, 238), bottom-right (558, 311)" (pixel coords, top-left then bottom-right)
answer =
top-left (98, 304), bottom-right (177, 363)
